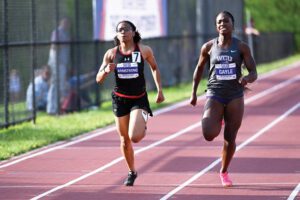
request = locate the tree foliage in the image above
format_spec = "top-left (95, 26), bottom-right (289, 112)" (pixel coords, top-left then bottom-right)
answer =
top-left (245, 0), bottom-right (300, 32)
top-left (245, 0), bottom-right (300, 51)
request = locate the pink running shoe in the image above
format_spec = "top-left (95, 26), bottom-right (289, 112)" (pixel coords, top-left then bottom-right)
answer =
top-left (219, 172), bottom-right (233, 187)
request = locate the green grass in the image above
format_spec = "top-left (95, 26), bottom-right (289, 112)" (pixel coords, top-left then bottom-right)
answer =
top-left (0, 54), bottom-right (299, 161)
top-left (256, 54), bottom-right (300, 74)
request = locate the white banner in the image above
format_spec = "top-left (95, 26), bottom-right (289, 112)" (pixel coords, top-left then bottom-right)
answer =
top-left (93, 0), bottom-right (167, 40)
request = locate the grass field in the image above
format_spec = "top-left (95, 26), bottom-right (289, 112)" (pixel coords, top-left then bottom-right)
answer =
top-left (0, 54), bottom-right (300, 161)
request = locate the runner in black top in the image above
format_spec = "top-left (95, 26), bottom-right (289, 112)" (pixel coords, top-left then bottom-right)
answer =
top-left (190, 11), bottom-right (257, 187)
top-left (96, 20), bottom-right (165, 186)
top-left (113, 43), bottom-right (146, 96)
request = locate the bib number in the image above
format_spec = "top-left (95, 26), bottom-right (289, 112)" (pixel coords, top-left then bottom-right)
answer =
top-left (132, 52), bottom-right (141, 63)
top-left (215, 63), bottom-right (237, 80)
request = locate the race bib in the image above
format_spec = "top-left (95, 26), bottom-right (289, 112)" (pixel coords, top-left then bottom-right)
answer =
top-left (215, 63), bottom-right (237, 80)
top-left (132, 51), bottom-right (141, 63)
top-left (117, 62), bottom-right (139, 79)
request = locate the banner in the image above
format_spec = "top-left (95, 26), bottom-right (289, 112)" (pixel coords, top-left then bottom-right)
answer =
top-left (93, 0), bottom-right (167, 40)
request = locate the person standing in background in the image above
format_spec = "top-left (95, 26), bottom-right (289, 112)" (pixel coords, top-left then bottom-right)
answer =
top-left (9, 68), bottom-right (21, 102)
top-left (47, 17), bottom-right (71, 115)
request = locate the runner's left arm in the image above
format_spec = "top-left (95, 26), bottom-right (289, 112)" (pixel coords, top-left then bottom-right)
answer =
top-left (240, 42), bottom-right (257, 86)
top-left (142, 45), bottom-right (165, 104)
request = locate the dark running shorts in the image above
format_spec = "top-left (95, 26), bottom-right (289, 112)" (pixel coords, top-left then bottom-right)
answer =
top-left (207, 94), bottom-right (243, 105)
top-left (112, 92), bottom-right (153, 117)
top-left (206, 88), bottom-right (244, 106)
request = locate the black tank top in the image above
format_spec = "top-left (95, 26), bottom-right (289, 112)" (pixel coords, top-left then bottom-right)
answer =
top-left (113, 44), bottom-right (146, 96)
top-left (207, 37), bottom-right (244, 98)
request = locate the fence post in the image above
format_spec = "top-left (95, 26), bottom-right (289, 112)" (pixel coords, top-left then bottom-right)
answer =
top-left (55, 0), bottom-right (60, 115)
top-left (31, 0), bottom-right (37, 124)
top-left (75, 0), bottom-right (81, 111)
top-left (3, 0), bottom-right (9, 128)
top-left (94, 40), bottom-right (100, 106)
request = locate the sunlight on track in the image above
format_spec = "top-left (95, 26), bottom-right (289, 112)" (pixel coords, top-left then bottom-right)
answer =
top-left (2, 65), bottom-right (298, 200)
top-left (30, 122), bottom-right (202, 200)
top-left (160, 102), bottom-right (300, 200)
top-left (31, 72), bottom-right (300, 199)
top-left (1, 65), bottom-right (298, 169)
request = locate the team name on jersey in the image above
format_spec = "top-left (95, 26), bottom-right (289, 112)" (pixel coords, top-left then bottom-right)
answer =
top-left (216, 55), bottom-right (233, 62)
top-left (116, 62), bottom-right (139, 79)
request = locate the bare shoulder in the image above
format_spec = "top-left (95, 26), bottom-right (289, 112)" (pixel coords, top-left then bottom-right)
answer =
top-left (105, 46), bottom-right (118, 62)
top-left (138, 43), bottom-right (153, 58)
top-left (237, 39), bottom-right (251, 54)
top-left (201, 39), bottom-right (214, 55)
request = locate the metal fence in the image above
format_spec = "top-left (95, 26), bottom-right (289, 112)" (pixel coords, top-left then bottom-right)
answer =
top-left (1, 0), bottom-right (99, 128)
top-left (0, 0), bottom-right (294, 128)
top-left (0, 0), bottom-right (202, 128)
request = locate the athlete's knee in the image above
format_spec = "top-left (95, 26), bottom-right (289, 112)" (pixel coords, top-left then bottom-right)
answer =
top-left (202, 119), bottom-right (221, 141)
top-left (131, 137), bottom-right (142, 143)
top-left (203, 134), bottom-right (214, 141)
top-left (129, 122), bottom-right (147, 143)
top-left (224, 139), bottom-right (236, 149)
top-left (130, 131), bottom-right (145, 143)
top-left (120, 136), bottom-right (131, 149)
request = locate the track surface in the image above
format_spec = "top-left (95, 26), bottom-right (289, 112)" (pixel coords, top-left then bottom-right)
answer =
top-left (0, 62), bottom-right (300, 200)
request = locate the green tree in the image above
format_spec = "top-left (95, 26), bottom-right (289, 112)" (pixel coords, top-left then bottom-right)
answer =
top-left (245, 0), bottom-right (300, 51)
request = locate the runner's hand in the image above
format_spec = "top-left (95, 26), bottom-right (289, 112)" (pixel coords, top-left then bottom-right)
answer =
top-left (104, 63), bottom-right (116, 74)
top-left (156, 91), bottom-right (165, 104)
top-left (190, 93), bottom-right (197, 106)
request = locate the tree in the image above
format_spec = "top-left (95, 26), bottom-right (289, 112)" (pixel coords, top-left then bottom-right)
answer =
top-left (245, 0), bottom-right (300, 51)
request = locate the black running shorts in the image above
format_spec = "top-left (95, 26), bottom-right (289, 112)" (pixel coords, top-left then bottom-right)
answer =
top-left (112, 92), bottom-right (153, 117)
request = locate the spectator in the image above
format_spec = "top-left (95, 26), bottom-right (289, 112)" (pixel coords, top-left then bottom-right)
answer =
top-left (9, 69), bottom-right (21, 102)
top-left (26, 65), bottom-right (51, 111)
top-left (47, 17), bottom-right (71, 115)
top-left (61, 69), bottom-right (95, 112)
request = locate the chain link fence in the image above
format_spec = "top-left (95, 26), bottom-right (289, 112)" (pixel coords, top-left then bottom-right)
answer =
top-left (0, 0), bottom-right (294, 128)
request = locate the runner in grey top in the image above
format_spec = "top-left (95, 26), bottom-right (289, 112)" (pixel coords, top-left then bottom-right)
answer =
top-left (207, 37), bottom-right (244, 100)
top-left (190, 11), bottom-right (257, 187)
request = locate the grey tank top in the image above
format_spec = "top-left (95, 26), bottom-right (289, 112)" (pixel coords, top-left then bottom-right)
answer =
top-left (207, 37), bottom-right (244, 98)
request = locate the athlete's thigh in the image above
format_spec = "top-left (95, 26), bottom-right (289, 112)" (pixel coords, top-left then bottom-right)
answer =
top-left (202, 98), bottom-right (224, 137)
top-left (128, 109), bottom-right (147, 140)
top-left (115, 114), bottom-right (130, 138)
top-left (202, 98), bottom-right (224, 125)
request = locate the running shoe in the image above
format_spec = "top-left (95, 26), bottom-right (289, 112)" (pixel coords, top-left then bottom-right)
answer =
top-left (124, 171), bottom-right (138, 186)
top-left (219, 172), bottom-right (233, 187)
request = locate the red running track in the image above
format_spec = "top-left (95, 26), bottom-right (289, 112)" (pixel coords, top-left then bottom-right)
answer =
top-left (0, 62), bottom-right (300, 200)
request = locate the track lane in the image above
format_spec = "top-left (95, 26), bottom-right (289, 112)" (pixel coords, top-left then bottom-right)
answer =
top-left (34, 67), bottom-right (300, 199)
top-left (0, 63), bottom-right (299, 200)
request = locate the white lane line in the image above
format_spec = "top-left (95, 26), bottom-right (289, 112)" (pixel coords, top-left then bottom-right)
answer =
top-left (160, 102), bottom-right (300, 200)
top-left (3, 181), bottom-right (298, 189)
top-left (287, 182), bottom-right (300, 200)
top-left (30, 73), bottom-right (300, 199)
top-left (30, 121), bottom-right (202, 200)
top-left (0, 97), bottom-right (203, 169)
top-left (0, 126), bottom-right (116, 169)
top-left (1, 63), bottom-right (299, 169)
top-left (245, 74), bottom-right (300, 104)
top-left (258, 60), bottom-right (300, 80)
